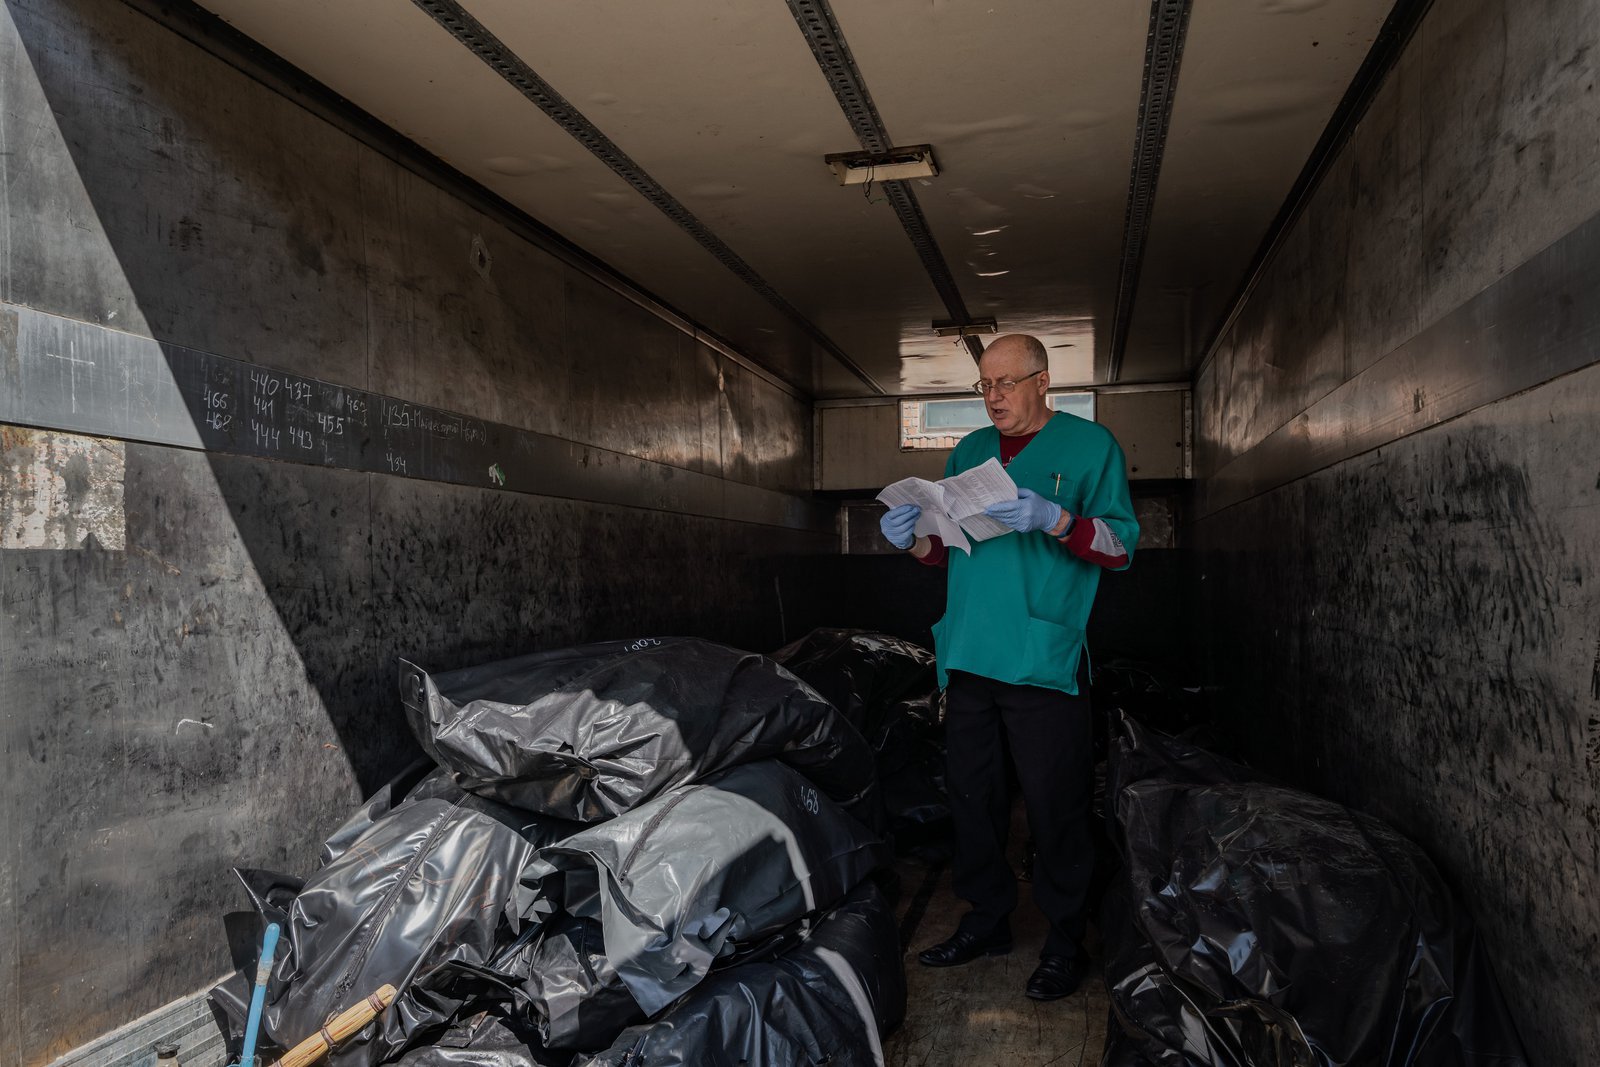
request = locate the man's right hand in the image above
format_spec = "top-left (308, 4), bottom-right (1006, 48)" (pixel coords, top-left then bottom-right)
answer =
top-left (880, 504), bottom-right (921, 550)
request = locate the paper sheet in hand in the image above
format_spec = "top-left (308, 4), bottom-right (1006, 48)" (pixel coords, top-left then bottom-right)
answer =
top-left (877, 458), bottom-right (1018, 554)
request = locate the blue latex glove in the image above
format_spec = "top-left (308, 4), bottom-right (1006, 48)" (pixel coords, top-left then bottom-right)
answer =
top-left (880, 504), bottom-right (922, 550)
top-left (984, 487), bottom-right (1063, 534)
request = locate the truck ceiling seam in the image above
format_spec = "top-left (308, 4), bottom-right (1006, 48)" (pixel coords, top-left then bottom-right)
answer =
top-left (1190, 0), bottom-right (1437, 390)
top-left (782, 0), bottom-right (986, 362)
top-left (407, 0), bottom-right (885, 395)
top-left (1108, 0), bottom-right (1193, 384)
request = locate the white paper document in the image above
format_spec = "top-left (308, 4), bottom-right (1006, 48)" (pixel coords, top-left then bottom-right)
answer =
top-left (876, 458), bottom-right (1019, 554)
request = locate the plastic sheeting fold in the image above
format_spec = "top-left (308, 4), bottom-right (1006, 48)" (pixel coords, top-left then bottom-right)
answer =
top-left (209, 767), bottom-right (575, 1067)
top-left (400, 638), bottom-right (877, 822)
top-left (212, 639), bottom-right (904, 1067)
top-left (1102, 713), bottom-right (1530, 1067)
top-left (523, 760), bottom-right (892, 1019)
top-left (391, 1009), bottom-right (564, 1067)
top-left (577, 882), bottom-right (906, 1067)
top-left (504, 913), bottom-right (644, 1050)
top-left (771, 628), bottom-right (938, 742)
top-left (771, 629), bottom-right (947, 843)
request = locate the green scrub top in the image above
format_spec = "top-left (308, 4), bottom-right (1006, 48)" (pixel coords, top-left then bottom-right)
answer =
top-left (933, 412), bottom-right (1139, 696)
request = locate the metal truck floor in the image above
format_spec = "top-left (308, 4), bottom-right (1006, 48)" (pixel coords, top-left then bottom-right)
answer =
top-left (885, 831), bottom-right (1110, 1064)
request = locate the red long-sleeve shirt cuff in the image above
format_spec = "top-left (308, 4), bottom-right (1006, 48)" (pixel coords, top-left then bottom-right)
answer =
top-left (914, 535), bottom-right (948, 568)
top-left (1061, 516), bottom-right (1130, 569)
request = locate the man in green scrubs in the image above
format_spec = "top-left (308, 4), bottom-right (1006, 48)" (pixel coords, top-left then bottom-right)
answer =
top-left (879, 333), bottom-right (1139, 1000)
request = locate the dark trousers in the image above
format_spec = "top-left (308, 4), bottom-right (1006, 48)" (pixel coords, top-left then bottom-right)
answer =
top-left (945, 665), bottom-right (1093, 960)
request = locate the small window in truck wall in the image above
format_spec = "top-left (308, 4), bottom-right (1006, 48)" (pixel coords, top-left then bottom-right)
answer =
top-left (899, 392), bottom-right (1095, 451)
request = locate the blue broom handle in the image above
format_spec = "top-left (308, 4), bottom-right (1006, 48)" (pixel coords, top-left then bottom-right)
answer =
top-left (238, 922), bottom-right (281, 1067)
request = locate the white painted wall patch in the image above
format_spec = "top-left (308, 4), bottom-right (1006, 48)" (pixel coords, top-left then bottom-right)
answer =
top-left (0, 425), bottom-right (126, 549)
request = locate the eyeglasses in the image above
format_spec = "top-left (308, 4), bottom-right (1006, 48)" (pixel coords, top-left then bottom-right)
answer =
top-left (971, 369), bottom-right (1043, 396)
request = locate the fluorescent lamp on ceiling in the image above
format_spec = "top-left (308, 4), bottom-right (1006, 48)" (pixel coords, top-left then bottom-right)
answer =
top-left (932, 317), bottom-right (997, 337)
top-left (824, 145), bottom-right (939, 185)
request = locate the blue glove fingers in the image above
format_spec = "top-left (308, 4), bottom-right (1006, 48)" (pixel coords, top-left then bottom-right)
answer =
top-left (880, 503), bottom-right (921, 549)
top-left (984, 489), bottom-right (1063, 533)
top-left (1019, 488), bottom-right (1063, 533)
top-left (983, 499), bottom-right (1023, 527)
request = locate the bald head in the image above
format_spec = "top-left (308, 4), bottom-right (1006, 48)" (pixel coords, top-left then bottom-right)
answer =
top-left (981, 334), bottom-right (1047, 375)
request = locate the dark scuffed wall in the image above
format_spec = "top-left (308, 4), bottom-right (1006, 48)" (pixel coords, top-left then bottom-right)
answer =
top-left (0, 3), bottom-right (827, 1065)
top-left (1192, 0), bottom-right (1600, 1061)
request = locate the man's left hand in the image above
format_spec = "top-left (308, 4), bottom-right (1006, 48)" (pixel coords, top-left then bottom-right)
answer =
top-left (985, 488), bottom-right (1064, 534)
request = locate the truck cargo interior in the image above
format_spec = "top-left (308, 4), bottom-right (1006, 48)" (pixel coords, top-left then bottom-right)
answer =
top-left (2, 0), bottom-right (1596, 1064)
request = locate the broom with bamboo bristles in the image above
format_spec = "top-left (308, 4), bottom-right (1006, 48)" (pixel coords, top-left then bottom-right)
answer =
top-left (268, 985), bottom-right (398, 1067)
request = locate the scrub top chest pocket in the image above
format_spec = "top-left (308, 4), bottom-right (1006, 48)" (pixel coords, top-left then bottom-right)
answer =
top-left (1018, 472), bottom-right (1080, 517)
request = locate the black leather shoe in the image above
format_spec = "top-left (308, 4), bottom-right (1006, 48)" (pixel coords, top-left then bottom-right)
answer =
top-left (1025, 954), bottom-right (1087, 1000)
top-left (917, 928), bottom-right (1013, 967)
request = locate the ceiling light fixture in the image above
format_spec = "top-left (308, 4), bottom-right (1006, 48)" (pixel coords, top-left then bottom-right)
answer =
top-left (824, 144), bottom-right (939, 185)
top-left (932, 317), bottom-right (998, 337)
top-left (970, 227), bottom-right (1005, 236)
top-left (977, 270), bottom-right (1010, 277)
